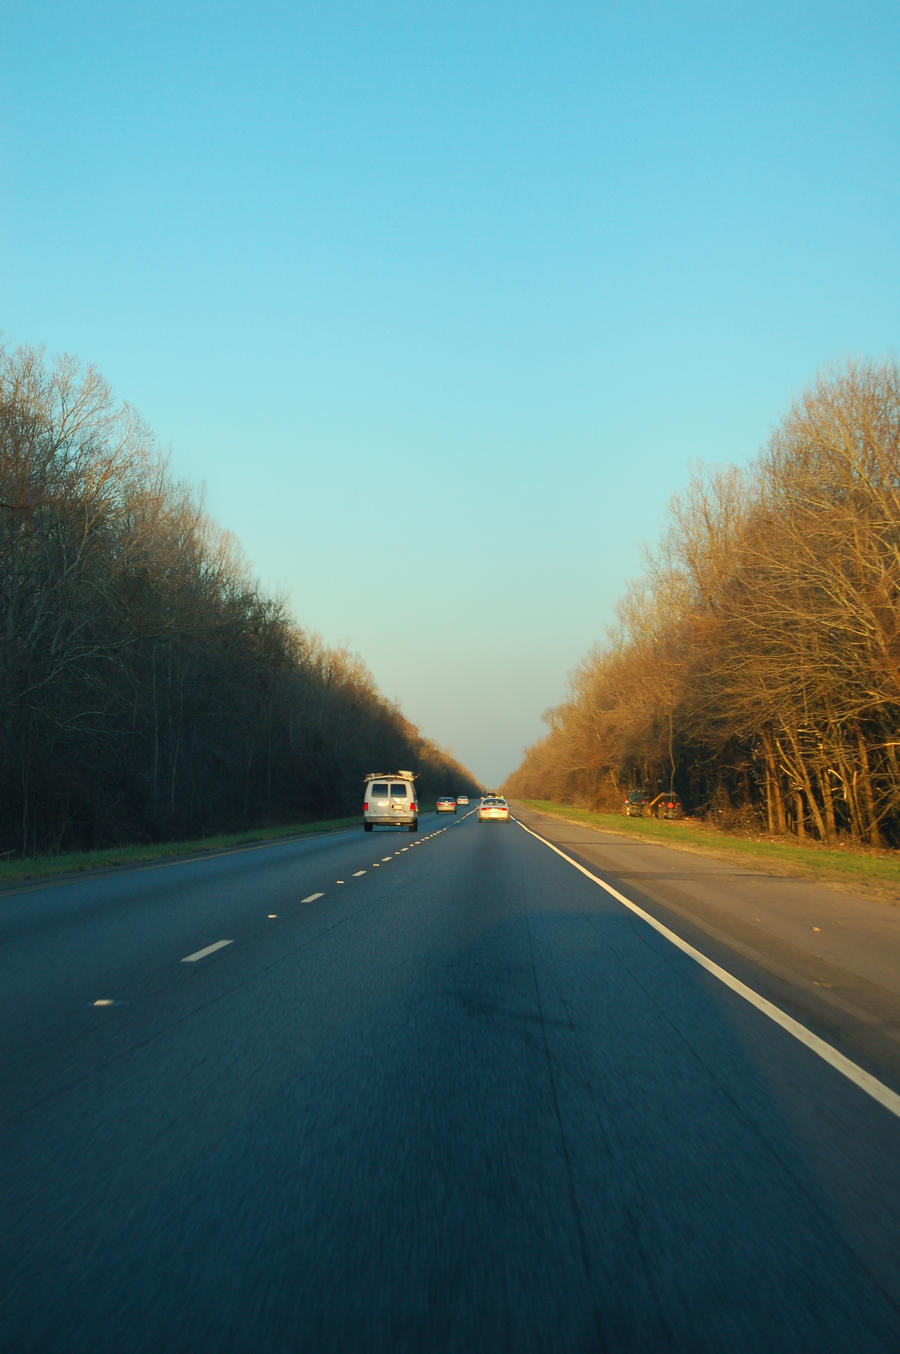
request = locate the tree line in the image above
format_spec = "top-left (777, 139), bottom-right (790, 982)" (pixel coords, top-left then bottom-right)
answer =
top-left (506, 360), bottom-right (900, 847)
top-left (0, 342), bottom-right (477, 857)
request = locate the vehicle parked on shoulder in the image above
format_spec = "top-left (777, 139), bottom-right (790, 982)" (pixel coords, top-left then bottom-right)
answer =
top-left (436, 796), bottom-right (457, 814)
top-left (478, 796), bottom-right (510, 823)
top-left (363, 771), bottom-right (418, 832)
top-left (623, 791), bottom-right (649, 817)
top-left (649, 791), bottom-right (683, 819)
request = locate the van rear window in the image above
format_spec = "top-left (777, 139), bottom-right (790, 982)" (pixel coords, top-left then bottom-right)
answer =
top-left (390, 783), bottom-right (409, 796)
top-left (371, 782), bottom-right (389, 796)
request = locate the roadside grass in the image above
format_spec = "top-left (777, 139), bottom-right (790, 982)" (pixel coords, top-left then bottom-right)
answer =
top-left (516, 799), bottom-right (900, 898)
top-left (0, 816), bottom-right (359, 887)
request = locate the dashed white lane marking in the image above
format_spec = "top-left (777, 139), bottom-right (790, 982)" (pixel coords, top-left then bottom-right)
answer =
top-left (171, 828), bottom-right (445, 968)
top-left (92, 998), bottom-right (116, 1007)
top-left (517, 819), bottom-right (900, 1122)
top-left (181, 939), bottom-right (233, 964)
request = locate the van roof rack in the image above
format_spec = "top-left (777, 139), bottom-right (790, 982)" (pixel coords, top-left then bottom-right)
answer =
top-left (363, 769), bottom-right (416, 780)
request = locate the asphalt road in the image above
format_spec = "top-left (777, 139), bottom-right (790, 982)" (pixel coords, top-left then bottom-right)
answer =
top-left (512, 803), bottom-right (900, 1093)
top-left (2, 808), bottom-right (899, 1352)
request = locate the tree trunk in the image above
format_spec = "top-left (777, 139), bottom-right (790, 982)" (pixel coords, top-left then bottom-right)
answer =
top-left (818, 765), bottom-right (837, 842)
top-left (857, 733), bottom-right (884, 848)
top-left (783, 727), bottom-right (827, 841)
top-left (761, 730), bottom-right (786, 833)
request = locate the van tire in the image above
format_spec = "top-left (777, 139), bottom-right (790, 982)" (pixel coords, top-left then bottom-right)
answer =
top-left (364, 822), bottom-right (373, 832)
top-left (409, 820), bottom-right (418, 833)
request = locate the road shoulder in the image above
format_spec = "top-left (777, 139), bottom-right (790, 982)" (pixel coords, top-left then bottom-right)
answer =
top-left (512, 801), bottom-right (900, 1094)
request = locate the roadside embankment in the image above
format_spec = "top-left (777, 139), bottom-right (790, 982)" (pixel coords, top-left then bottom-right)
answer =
top-left (513, 799), bottom-right (900, 903)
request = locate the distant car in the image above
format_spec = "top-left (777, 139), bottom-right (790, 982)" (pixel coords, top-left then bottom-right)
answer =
top-left (650, 791), bottom-right (683, 820)
top-left (457, 795), bottom-right (469, 806)
top-left (478, 796), bottom-right (510, 823)
top-left (623, 791), bottom-right (649, 818)
top-left (436, 797), bottom-right (457, 814)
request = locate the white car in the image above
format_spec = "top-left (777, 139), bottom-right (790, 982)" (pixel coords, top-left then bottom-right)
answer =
top-left (435, 797), bottom-right (457, 814)
top-left (457, 795), bottom-right (469, 806)
top-left (477, 796), bottom-right (510, 823)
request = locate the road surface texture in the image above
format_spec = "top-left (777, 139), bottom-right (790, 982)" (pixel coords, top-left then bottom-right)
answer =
top-left (2, 807), bottom-right (898, 1352)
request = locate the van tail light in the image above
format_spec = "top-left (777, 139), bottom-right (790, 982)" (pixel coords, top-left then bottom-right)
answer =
top-left (363, 802), bottom-right (368, 811)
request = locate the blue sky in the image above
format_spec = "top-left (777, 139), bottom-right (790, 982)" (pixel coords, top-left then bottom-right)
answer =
top-left (3, 1), bottom-right (898, 786)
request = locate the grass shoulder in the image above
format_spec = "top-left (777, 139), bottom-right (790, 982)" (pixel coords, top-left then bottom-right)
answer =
top-left (0, 816), bottom-right (360, 889)
top-left (514, 799), bottom-right (900, 902)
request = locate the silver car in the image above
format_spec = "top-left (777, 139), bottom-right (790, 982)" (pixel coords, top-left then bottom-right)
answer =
top-left (477, 795), bottom-right (510, 823)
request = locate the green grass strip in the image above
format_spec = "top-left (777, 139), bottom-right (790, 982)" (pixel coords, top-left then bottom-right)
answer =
top-left (0, 816), bottom-right (360, 886)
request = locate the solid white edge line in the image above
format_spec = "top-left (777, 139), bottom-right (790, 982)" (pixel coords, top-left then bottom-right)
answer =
top-left (181, 939), bottom-right (234, 963)
top-left (301, 892), bottom-right (324, 903)
top-left (516, 819), bottom-right (900, 1121)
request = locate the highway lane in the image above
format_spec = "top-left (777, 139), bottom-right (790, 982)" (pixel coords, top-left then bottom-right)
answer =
top-left (0, 820), bottom-right (453, 1086)
top-left (1, 809), bottom-right (899, 1352)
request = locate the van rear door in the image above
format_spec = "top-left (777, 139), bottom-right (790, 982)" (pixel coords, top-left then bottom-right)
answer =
top-left (367, 781), bottom-right (390, 821)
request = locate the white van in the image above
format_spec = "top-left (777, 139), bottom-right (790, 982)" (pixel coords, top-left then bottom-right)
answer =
top-left (363, 771), bottom-right (418, 832)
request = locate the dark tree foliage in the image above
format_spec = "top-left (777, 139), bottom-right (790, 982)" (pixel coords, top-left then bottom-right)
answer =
top-left (0, 344), bottom-right (476, 857)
